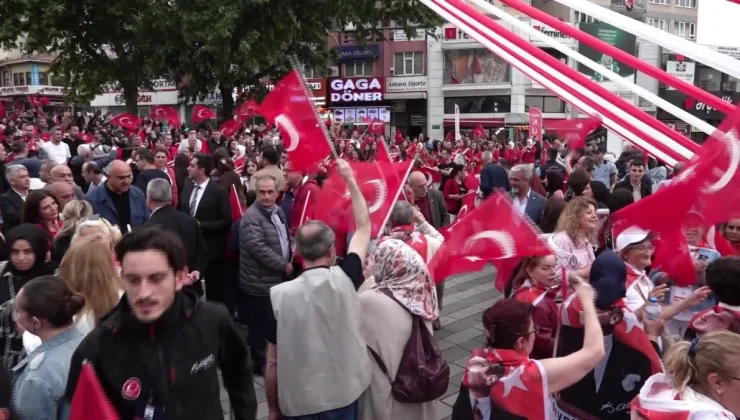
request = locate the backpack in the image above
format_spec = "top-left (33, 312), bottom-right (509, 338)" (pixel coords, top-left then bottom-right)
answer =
top-left (367, 288), bottom-right (450, 403)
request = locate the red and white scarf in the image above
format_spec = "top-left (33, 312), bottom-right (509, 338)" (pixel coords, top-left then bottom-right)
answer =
top-left (462, 348), bottom-right (551, 420)
top-left (688, 303), bottom-right (740, 337)
top-left (631, 373), bottom-right (734, 419)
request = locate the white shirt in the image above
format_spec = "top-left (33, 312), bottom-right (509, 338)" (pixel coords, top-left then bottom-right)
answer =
top-left (625, 264), bottom-right (653, 312)
top-left (513, 189), bottom-right (531, 215)
top-left (41, 141), bottom-right (71, 164)
top-left (13, 188), bottom-right (27, 201)
top-left (178, 139), bottom-right (202, 153)
top-left (189, 179), bottom-right (209, 215)
top-left (88, 175), bottom-right (107, 191)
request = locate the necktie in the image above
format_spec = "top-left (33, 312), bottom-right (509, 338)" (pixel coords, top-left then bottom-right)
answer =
top-left (472, 399), bottom-right (483, 420)
top-left (189, 185), bottom-right (200, 217)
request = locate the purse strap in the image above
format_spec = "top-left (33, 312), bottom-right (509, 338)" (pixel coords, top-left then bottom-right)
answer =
top-left (366, 288), bottom-right (418, 384)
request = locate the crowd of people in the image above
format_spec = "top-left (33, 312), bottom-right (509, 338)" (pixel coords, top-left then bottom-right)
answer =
top-left (0, 105), bottom-right (736, 420)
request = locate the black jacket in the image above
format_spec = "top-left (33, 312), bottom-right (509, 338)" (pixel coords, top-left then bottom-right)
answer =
top-left (62, 290), bottom-right (257, 420)
top-left (144, 205), bottom-right (208, 276)
top-left (0, 189), bottom-right (24, 233)
top-left (613, 179), bottom-right (652, 200)
top-left (178, 181), bottom-right (231, 261)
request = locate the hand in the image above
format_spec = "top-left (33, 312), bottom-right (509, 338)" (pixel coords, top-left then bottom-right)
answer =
top-left (642, 317), bottom-right (664, 340)
top-left (336, 159), bottom-right (353, 180)
top-left (574, 281), bottom-right (596, 304)
top-left (652, 272), bottom-right (671, 286)
top-left (268, 412), bottom-right (282, 420)
top-left (441, 168), bottom-right (453, 176)
top-left (285, 264), bottom-right (294, 277)
top-left (186, 271), bottom-right (200, 285)
top-left (412, 206), bottom-right (425, 224)
top-left (649, 283), bottom-right (669, 302)
top-left (686, 286), bottom-right (712, 307)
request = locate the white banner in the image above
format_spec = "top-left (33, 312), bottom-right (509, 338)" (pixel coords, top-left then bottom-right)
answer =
top-left (665, 61), bottom-right (696, 89)
top-left (454, 104), bottom-right (461, 140)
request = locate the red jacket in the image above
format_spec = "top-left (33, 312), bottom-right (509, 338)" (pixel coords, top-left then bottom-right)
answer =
top-left (504, 148), bottom-right (520, 165)
top-left (289, 178), bottom-right (320, 237)
top-left (442, 178), bottom-right (463, 213)
top-left (520, 147), bottom-right (536, 164)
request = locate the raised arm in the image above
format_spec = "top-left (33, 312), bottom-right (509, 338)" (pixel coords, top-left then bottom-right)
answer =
top-left (338, 159), bottom-right (371, 262)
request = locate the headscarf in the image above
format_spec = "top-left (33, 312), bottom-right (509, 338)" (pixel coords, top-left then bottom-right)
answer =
top-left (5, 224), bottom-right (52, 279)
top-left (370, 239), bottom-right (438, 320)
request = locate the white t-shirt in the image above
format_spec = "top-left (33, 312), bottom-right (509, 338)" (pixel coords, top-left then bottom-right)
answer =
top-left (42, 141), bottom-right (71, 164)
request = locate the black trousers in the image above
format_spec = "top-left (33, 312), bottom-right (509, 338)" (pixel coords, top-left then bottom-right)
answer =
top-left (237, 293), bottom-right (271, 373)
top-left (204, 259), bottom-right (227, 304)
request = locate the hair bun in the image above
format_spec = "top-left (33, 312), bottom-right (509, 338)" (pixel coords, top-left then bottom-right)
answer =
top-left (65, 293), bottom-right (86, 316)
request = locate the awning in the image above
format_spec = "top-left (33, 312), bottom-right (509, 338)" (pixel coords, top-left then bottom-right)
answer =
top-left (385, 92), bottom-right (427, 100)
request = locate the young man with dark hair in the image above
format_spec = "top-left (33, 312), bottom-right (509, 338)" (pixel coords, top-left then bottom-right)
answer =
top-left (133, 148), bottom-right (169, 192)
top-left (61, 228), bottom-right (257, 420)
top-left (614, 159), bottom-right (652, 201)
top-left (249, 144), bottom-right (284, 191)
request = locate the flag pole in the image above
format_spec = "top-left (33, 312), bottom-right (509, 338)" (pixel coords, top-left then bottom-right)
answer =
top-left (376, 160), bottom-right (415, 236)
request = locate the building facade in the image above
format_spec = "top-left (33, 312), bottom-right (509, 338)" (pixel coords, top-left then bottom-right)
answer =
top-left (0, 52), bottom-right (66, 110)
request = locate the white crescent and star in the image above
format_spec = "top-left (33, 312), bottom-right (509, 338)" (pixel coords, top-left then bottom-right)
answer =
top-left (500, 365), bottom-right (529, 397)
top-left (705, 128), bottom-right (740, 193)
top-left (424, 172), bottom-right (433, 188)
top-left (119, 117), bottom-right (131, 125)
top-left (464, 230), bottom-right (516, 258)
top-left (365, 179), bottom-right (388, 213)
top-left (275, 114), bottom-right (300, 152)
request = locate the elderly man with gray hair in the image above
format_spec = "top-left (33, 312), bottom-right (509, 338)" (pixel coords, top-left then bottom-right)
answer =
top-left (264, 159), bottom-right (372, 420)
top-left (144, 178), bottom-right (208, 295)
top-left (510, 164), bottom-right (546, 225)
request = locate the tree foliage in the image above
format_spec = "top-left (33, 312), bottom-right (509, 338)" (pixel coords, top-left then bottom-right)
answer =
top-left (1, 0), bottom-right (442, 117)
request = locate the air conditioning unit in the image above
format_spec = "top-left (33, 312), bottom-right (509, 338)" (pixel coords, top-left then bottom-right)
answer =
top-left (328, 66), bottom-right (340, 77)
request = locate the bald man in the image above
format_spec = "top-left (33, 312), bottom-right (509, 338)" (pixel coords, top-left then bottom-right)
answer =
top-left (44, 181), bottom-right (75, 211)
top-left (407, 170), bottom-right (449, 330)
top-left (49, 164), bottom-right (85, 200)
top-left (86, 160), bottom-right (149, 231)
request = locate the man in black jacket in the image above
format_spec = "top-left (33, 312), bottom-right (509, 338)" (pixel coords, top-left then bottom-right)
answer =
top-left (178, 154), bottom-right (232, 304)
top-left (0, 164), bottom-right (29, 233)
top-left (144, 178), bottom-right (209, 295)
top-left (614, 158), bottom-right (652, 202)
top-left (61, 228), bottom-right (257, 420)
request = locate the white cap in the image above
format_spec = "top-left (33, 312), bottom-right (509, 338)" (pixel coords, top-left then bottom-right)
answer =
top-left (615, 227), bottom-right (650, 252)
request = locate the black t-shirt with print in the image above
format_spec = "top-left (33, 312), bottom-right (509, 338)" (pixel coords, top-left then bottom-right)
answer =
top-left (265, 253), bottom-right (364, 345)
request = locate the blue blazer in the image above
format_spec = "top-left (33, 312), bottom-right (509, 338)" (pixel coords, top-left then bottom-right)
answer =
top-left (512, 190), bottom-right (546, 226)
top-left (86, 183), bottom-right (149, 231)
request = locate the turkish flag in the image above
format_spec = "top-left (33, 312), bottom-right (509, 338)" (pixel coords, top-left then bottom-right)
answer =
top-left (428, 191), bottom-right (550, 286)
top-left (439, 192), bottom-right (476, 238)
top-left (546, 118), bottom-right (601, 150)
top-left (150, 105), bottom-right (180, 129)
top-left (471, 124), bottom-right (486, 138)
top-left (233, 156), bottom-right (246, 174)
top-left (219, 119), bottom-right (241, 137)
top-left (259, 70), bottom-right (333, 173)
top-left (314, 160), bottom-right (411, 237)
top-left (235, 99), bottom-right (260, 123)
top-left (28, 95), bottom-right (49, 107)
top-left (69, 363), bottom-right (120, 420)
top-left (367, 118), bottom-right (385, 135)
top-left (110, 113), bottom-right (142, 130)
top-left (191, 105), bottom-right (216, 124)
top-left (376, 139), bottom-right (392, 163)
top-left (0, 101), bottom-right (5, 119)
top-left (418, 166), bottom-right (441, 186)
top-left (230, 185), bottom-right (245, 223)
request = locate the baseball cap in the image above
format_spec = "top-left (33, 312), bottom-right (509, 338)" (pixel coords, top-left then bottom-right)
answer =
top-left (615, 227), bottom-right (651, 252)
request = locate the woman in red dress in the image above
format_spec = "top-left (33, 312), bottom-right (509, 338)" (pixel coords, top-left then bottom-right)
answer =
top-left (22, 190), bottom-right (61, 242)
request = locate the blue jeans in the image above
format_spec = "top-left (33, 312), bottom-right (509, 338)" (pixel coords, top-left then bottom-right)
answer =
top-left (283, 400), bottom-right (359, 420)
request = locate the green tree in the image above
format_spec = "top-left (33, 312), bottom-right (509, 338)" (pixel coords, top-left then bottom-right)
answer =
top-left (160, 0), bottom-right (442, 120)
top-left (0, 0), bottom-right (166, 114)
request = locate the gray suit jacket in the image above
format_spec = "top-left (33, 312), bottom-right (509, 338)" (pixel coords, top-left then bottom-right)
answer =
top-left (426, 189), bottom-right (451, 229)
top-left (513, 190), bottom-right (546, 226)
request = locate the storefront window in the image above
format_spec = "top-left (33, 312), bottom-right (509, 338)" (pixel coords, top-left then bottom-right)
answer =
top-left (698, 66), bottom-right (722, 91)
top-left (443, 49), bottom-right (510, 84)
top-left (38, 72), bottom-right (49, 86)
top-left (525, 96), bottom-right (566, 113)
top-left (12, 73), bottom-right (25, 86)
top-left (444, 96), bottom-right (511, 113)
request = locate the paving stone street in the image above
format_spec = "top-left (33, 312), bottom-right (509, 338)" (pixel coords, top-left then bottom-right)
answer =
top-left (221, 265), bottom-right (500, 420)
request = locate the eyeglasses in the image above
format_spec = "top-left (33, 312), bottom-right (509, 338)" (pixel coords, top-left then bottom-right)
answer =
top-left (518, 324), bottom-right (540, 337)
top-left (627, 244), bottom-right (655, 253)
top-left (726, 225), bottom-right (740, 232)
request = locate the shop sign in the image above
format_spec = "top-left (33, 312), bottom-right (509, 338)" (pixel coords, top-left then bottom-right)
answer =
top-left (331, 106), bottom-right (390, 124)
top-left (335, 44), bottom-right (379, 61)
top-left (114, 94), bottom-right (152, 104)
top-left (391, 29), bottom-right (426, 42)
top-left (386, 76), bottom-right (427, 93)
top-left (306, 78), bottom-right (327, 104)
top-left (658, 90), bottom-right (740, 120)
top-left (329, 77), bottom-right (384, 103)
top-left (101, 79), bottom-right (176, 93)
top-left (530, 20), bottom-right (575, 45)
top-left (665, 61), bottom-right (695, 89)
top-left (0, 85), bottom-right (65, 96)
top-left (442, 25), bottom-right (477, 44)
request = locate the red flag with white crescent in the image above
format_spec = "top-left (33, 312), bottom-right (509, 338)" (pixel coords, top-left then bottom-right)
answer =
top-left (368, 118), bottom-right (385, 135)
top-left (313, 160), bottom-right (409, 237)
top-left (191, 105), bottom-right (216, 124)
top-left (110, 113), bottom-right (142, 130)
top-left (219, 119), bottom-right (241, 138)
top-left (438, 192), bottom-right (476, 238)
top-left (150, 105), bottom-right (180, 129)
top-left (259, 70), bottom-right (333, 173)
top-left (546, 118), bottom-right (601, 150)
top-left (418, 166), bottom-right (441, 186)
top-left (233, 156), bottom-right (246, 174)
top-left (428, 191), bottom-right (550, 286)
top-left (235, 99), bottom-right (260, 123)
top-left (230, 185), bottom-right (245, 223)
top-left (376, 138), bottom-right (392, 163)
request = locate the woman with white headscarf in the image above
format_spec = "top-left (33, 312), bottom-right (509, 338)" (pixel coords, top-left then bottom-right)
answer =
top-left (358, 239), bottom-right (438, 420)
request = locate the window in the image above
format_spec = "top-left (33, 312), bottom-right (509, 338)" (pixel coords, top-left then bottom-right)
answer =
top-left (675, 21), bottom-right (696, 39)
top-left (393, 52), bottom-right (424, 76)
top-left (444, 96), bottom-right (511, 114)
top-left (38, 72), bottom-right (49, 85)
top-left (675, 0), bottom-right (696, 8)
top-left (345, 61), bottom-right (373, 77)
top-left (648, 18), bottom-right (669, 32)
top-left (698, 66), bottom-right (722, 91)
top-left (575, 11), bottom-right (598, 24)
top-left (649, 0), bottom-right (670, 4)
top-left (525, 96), bottom-right (566, 113)
top-left (443, 49), bottom-right (510, 84)
top-left (1, 71), bottom-right (9, 87)
top-left (12, 73), bottom-right (26, 86)
top-left (50, 74), bottom-right (65, 86)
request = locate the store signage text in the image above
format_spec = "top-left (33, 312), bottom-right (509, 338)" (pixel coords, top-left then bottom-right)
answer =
top-left (530, 20), bottom-right (574, 42)
top-left (115, 94), bottom-right (152, 104)
top-left (330, 78), bottom-right (384, 102)
top-left (336, 44), bottom-right (379, 61)
top-left (684, 96), bottom-right (733, 115)
top-left (102, 79), bottom-right (176, 93)
top-left (386, 76), bottom-right (427, 93)
top-left (0, 85), bottom-right (65, 96)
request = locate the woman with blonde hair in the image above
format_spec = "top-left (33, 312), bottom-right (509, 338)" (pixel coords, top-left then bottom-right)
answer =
top-left (548, 196), bottom-right (598, 278)
top-left (632, 331), bottom-right (740, 418)
top-left (72, 216), bottom-right (123, 272)
top-left (50, 200), bottom-right (93, 263)
top-left (58, 236), bottom-right (122, 334)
